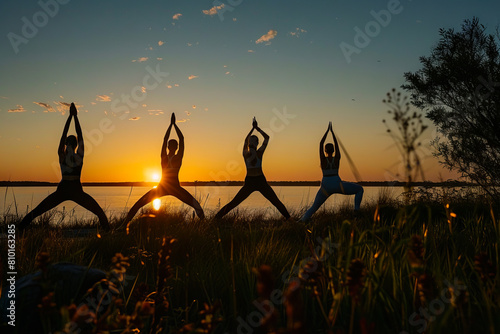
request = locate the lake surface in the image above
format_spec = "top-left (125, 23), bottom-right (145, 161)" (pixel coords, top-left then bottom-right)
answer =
top-left (1, 185), bottom-right (403, 222)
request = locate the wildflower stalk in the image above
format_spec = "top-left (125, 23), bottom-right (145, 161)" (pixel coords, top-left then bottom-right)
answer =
top-left (150, 236), bottom-right (176, 334)
top-left (383, 88), bottom-right (428, 200)
top-left (346, 258), bottom-right (367, 334)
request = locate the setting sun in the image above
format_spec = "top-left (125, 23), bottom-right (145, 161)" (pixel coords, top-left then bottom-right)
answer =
top-left (151, 172), bottom-right (161, 183)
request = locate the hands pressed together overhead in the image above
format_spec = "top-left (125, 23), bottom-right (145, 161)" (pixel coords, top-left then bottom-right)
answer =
top-left (70, 102), bottom-right (77, 116)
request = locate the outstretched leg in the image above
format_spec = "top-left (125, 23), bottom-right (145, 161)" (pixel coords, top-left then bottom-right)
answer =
top-left (72, 191), bottom-right (110, 230)
top-left (258, 183), bottom-right (290, 219)
top-left (300, 187), bottom-right (329, 222)
top-left (214, 184), bottom-right (254, 218)
top-left (18, 191), bottom-right (65, 230)
top-left (172, 186), bottom-right (205, 219)
top-left (123, 189), bottom-right (158, 225)
top-left (340, 182), bottom-right (364, 210)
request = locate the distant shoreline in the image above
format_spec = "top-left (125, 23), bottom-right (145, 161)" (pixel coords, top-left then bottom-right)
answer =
top-left (0, 180), bottom-right (473, 187)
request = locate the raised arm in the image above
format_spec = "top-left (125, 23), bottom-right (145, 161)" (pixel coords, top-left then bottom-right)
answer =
top-left (330, 122), bottom-right (341, 162)
top-left (71, 103), bottom-right (84, 156)
top-left (161, 116), bottom-right (174, 159)
top-left (58, 113), bottom-right (73, 159)
top-left (319, 124), bottom-right (329, 160)
top-left (255, 125), bottom-right (269, 153)
top-left (243, 122), bottom-right (255, 156)
top-left (172, 119), bottom-right (184, 158)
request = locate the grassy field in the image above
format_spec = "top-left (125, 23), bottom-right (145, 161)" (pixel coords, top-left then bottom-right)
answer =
top-left (1, 188), bottom-right (499, 333)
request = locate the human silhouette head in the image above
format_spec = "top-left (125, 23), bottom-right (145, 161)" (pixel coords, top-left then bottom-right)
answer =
top-left (325, 143), bottom-right (334, 155)
top-left (65, 135), bottom-right (77, 151)
top-left (249, 135), bottom-right (259, 149)
top-left (168, 139), bottom-right (178, 153)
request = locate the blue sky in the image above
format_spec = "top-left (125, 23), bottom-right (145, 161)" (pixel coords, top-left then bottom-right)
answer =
top-left (1, 0), bottom-right (499, 182)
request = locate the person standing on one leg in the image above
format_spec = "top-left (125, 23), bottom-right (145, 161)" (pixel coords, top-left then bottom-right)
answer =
top-left (18, 103), bottom-right (110, 231)
top-left (215, 117), bottom-right (290, 219)
top-left (124, 113), bottom-right (205, 225)
top-left (301, 122), bottom-right (363, 222)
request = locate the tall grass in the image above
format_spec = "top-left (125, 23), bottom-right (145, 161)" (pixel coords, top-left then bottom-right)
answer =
top-left (1, 193), bottom-right (499, 333)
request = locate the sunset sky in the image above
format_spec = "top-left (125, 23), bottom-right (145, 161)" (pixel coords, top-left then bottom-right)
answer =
top-left (1, 0), bottom-right (498, 183)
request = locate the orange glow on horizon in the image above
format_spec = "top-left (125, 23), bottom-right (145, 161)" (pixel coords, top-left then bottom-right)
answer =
top-left (143, 167), bottom-right (162, 183)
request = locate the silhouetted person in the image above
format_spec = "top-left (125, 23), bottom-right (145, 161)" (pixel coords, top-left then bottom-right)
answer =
top-left (215, 118), bottom-right (290, 219)
top-left (123, 113), bottom-right (205, 224)
top-left (301, 122), bottom-right (363, 221)
top-left (18, 103), bottom-right (110, 231)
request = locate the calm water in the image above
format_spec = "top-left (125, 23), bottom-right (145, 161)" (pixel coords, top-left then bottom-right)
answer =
top-left (1, 185), bottom-right (403, 222)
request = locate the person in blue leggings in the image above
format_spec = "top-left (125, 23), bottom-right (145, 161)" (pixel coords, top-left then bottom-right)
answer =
top-left (301, 122), bottom-right (363, 221)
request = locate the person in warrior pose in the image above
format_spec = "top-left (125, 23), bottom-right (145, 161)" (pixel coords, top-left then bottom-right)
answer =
top-left (123, 113), bottom-right (205, 224)
top-left (300, 122), bottom-right (364, 221)
top-left (215, 117), bottom-right (290, 219)
top-left (18, 103), bottom-right (110, 231)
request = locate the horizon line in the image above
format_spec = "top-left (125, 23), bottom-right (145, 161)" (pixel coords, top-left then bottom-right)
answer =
top-left (0, 180), bottom-right (471, 187)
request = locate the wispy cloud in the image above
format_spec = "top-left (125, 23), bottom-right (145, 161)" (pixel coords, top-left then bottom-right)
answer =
top-left (33, 102), bottom-right (56, 112)
top-left (188, 75), bottom-right (198, 80)
top-left (202, 4), bottom-right (224, 16)
top-left (256, 30), bottom-right (277, 44)
top-left (176, 118), bottom-right (188, 123)
top-left (129, 117), bottom-right (140, 121)
top-left (173, 13), bottom-right (182, 20)
top-left (0, 96), bottom-right (8, 99)
top-left (96, 95), bottom-right (111, 102)
top-left (158, 40), bottom-right (164, 46)
top-left (55, 101), bottom-right (72, 115)
top-left (33, 102), bottom-right (55, 112)
top-left (58, 102), bottom-right (71, 108)
top-left (31, 101), bottom-right (76, 114)
top-left (157, 57), bottom-right (163, 60)
top-left (132, 57), bottom-right (149, 63)
top-left (289, 27), bottom-right (307, 38)
top-left (8, 105), bottom-right (25, 113)
top-left (248, 49), bottom-right (255, 53)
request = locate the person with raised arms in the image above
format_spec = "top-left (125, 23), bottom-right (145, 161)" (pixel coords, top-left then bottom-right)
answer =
top-left (18, 103), bottom-right (110, 231)
top-left (123, 113), bottom-right (205, 225)
top-left (300, 122), bottom-right (363, 221)
top-left (214, 117), bottom-right (290, 219)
